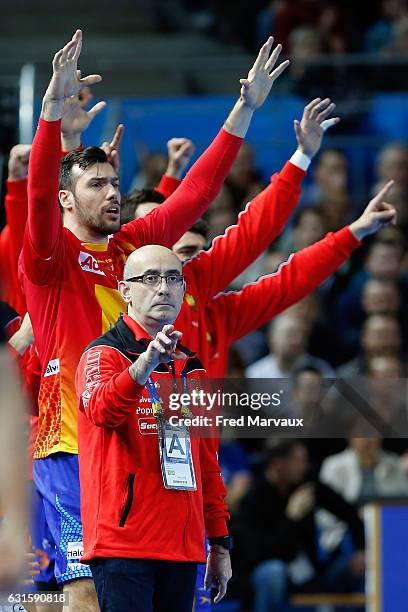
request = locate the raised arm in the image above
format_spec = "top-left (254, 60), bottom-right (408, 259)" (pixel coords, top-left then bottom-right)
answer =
top-left (155, 137), bottom-right (194, 198)
top-left (213, 182), bottom-right (398, 343)
top-left (118, 38), bottom-right (290, 249)
top-left (184, 97), bottom-right (340, 302)
top-left (27, 30), bottom-right (103, 262)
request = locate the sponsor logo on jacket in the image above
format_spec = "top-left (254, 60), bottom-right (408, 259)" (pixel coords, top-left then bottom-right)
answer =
top-left (44, 358), bottom-right (60, 377)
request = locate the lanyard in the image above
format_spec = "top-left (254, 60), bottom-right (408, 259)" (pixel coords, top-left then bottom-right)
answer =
top-left (145, 367), bottom-right (191, 418)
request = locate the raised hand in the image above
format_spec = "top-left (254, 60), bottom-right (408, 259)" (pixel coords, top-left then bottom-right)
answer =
top-left (100, 124), bottom-right (125, 174)
top-left (239, 37), bottom-right (290, 110)
top-left (165, 137), bottom-right (195, 179)
top-left (61, 89), bottom-right (106, 151)
top-left (8, 144), bottom-right (31, 181)
top-left (294, 98), bottom-right (340, 159)
top-left (129, 325), bottom-right (186, 385)
top-left (349, 180), bottom-right (397, 240)
top-left (42, 30), bottom-right (102, 121)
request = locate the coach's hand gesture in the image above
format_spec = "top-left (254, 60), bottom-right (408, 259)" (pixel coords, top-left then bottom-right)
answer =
top-left (130, 325), bottom-right (186, 385)
top-left (42, 29), bottom-right (102, 121)
top-left (294, 98), bottom-right (340, 159)
top-left (349, 180), bottom-right (397, 240)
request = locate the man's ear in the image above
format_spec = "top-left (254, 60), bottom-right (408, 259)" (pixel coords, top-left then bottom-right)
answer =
top-left (58, 190), bottom-right (74, 212)
top-left (118, 280), bottom-right (131, 303)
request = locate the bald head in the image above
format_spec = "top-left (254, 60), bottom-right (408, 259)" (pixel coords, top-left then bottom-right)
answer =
top-left (123, 245), bottom-right (182, 280)
top-left (119, 245), bottom-right (185, 335)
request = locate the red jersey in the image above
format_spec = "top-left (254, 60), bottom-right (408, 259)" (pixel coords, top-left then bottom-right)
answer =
top-left (20, 118), bottom-right (242, 458)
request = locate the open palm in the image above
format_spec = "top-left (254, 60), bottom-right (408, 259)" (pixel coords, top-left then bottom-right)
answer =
top-left (239, 37), bottom-right (289, 110)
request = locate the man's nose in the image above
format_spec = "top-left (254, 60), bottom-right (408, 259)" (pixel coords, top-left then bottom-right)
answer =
top-left (157, 277), bottom-right (170, 294)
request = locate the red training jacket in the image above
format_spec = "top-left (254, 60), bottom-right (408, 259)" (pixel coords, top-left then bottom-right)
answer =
top-left (76, 314), bottom-right (228, 563)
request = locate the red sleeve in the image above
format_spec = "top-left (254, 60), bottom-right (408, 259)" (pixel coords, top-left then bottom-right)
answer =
top-left (184, 161), bottom-right (306, 303)
top-left (200, 438), bottom-right (229, 538)
top-left (76, 346), bottom-right (144, 428)
top-left (25, 119), bottom-right (63, 263)
top-left (1, 180), bottom-right (28, 314)
top-left (117, 129), bottom-right (242, 249)
top-left (215, 226), bottom-right (361, 344)
top-left (156, 175), bottom-right (181, 199)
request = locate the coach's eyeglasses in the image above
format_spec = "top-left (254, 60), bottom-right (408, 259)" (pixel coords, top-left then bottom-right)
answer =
top-left (125, 273), bottom-right (185, 288)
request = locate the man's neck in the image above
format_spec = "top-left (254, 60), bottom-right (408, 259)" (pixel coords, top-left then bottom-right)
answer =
top-left (127, 310), bottom-right (167, 339)
top-left (63, 217), bottom-right (109, 244)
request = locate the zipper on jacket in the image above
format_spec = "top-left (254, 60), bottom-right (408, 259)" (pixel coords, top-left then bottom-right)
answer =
top-left (119, 473), bottom-right (135, 527)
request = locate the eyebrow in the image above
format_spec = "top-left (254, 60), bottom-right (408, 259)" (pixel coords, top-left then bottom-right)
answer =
top-left (87, 176), bottom-right (119, 182)
top-left (138, 268), bottom-right (181, 275)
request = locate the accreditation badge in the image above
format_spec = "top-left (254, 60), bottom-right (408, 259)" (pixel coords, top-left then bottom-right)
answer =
top-left (158, 419), bottom-right (197, 491)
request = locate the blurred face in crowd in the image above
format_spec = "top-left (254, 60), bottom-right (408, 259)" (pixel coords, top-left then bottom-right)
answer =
top-left (286, 443), bottom-right (310, 484)
top-left (377, 143), bottom-right (408, 184)
top-left (60, 162), bottom-right (121, 236)
top-left (284, 294), bottom-right (319, 334)
top-left (292, 370), bottom-right (325, 418)
top-left (290, 26), bottom-right (322, 58)
top-left (207, 187), bottom-right (236, 241)
top-left (268, 316), bottom-right (307, 363)
top-left (365, 242), bottom-right (402, 280)
top-left (267, 443), bottom-right (310, 487)
top-left (142, 153), bottom-right (167, 186)
top-left (350, 438), bottom-right (381, 466)
top-left (134, 201), bottom-right (159, 219)
top-left (294, 210), bottom-right (325, 250)
top-left (361, 279), bottom-right (400, 315)
top-left (368, 355), bottom-right (403, 378)
top-left (227, 144), bottom-right (256, 189)
top-left (314, 150), bottom-right (348, 192)
top-left (171, 231), bottom-right (207, 262)
top-left (318, 197), bottom-right (350, 232)
top-left (119, 246), bottom-right (185, 330)
top-left (362, 314), bottom-right (401, 357)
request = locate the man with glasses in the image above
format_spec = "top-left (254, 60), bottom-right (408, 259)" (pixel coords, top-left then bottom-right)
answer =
top-left (75, 245), bottom-right (231, 612)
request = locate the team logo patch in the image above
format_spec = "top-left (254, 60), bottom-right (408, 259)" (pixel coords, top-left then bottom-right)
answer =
top-left (44, 358), bottom-right (60, 377)
top-left (79, 251), bottom-right (106, 276)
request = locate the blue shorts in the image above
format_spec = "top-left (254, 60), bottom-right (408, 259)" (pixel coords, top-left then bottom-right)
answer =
top-left (28, 480), bottom-right (56, 585)
top-left (33, 453), bottom-right (92, 584)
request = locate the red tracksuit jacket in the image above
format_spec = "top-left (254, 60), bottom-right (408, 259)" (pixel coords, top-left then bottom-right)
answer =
top-left (76, 313), bottom-right (229, 564)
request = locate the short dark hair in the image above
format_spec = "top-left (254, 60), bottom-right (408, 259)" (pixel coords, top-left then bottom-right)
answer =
top-left (121, 188), bottom-right (165, 224)
top-left (188, 218), bottom-right (209, 242)
top-left (264, 440), bottom-right (302, 464)
top-left (59, 146), bottom-right (109, 191)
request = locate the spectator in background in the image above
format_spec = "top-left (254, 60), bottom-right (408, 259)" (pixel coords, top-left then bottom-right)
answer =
top-left (225, 143), bottom-right (263, 211)
top-left (317, 438), bottom-right (408, 566)
top-left (386, 14), bottom-right (408, 53)
top-left (375, 142), bottom-right (408, 189)
top-left (365, 0), bottom-right (408, 51)
top-left (334, 237), bottom-right (408, 356)
top-left (278, 207), bottom-right (326, 254)
top-left (246, 313), bottom-right (334, 379)
top-left (337, 313), bottom-right (402, 376)
top-left (362, 278), bottom-right (400, 316)
top-left (301, 148), bottom-right (351, 210)
top-left (320, 438), bottom-right (408, 504)
top-left (231, 441), bottom-right (365, 612)
top-left (206, 186), bottom-right (237, 243)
